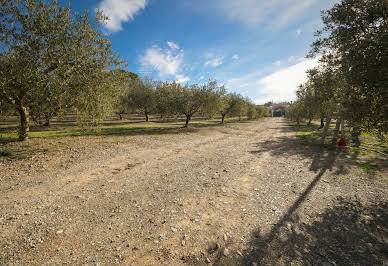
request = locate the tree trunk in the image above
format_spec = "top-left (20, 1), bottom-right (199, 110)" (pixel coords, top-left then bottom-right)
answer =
top-left (319, 117), bottom-right (324, 129)
top-left (320, 111), bottom-right (333, 145)
top-left (145, 112), bottom-right (149, 122)
top-left (331, 118), bottom-right (341, 145)
top-left (351, 127), bottom-right (361, 147)
top-left (118, 113), bottom-right (123, 120)
top-left (43, 114), bottom-right (51, 127)
top-left (16, 102), bottom-right (29, 141)
top-left (307, 117), bottom-right (312, 126)
top-left (221, 114), bottom-right (226, 124)
top-left (184, 115), bottom-right (191, 128)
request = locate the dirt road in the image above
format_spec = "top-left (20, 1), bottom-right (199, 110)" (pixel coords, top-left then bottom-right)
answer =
top-left (1, 118), bottom-right (387, 265)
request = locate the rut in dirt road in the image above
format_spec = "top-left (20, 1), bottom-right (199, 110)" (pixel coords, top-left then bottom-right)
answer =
top-left (1, 118), bottom-right (387, 265)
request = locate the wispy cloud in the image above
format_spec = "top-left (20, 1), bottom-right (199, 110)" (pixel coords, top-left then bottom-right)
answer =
top-left (255, 57), bottom-right (319, 104)
top-left (232, 54), bottom-right (239, 60)
top-left (273, 60), bottom-right (281, 66)
top-left (204, 56), bottom-right (224, 68)
top-left (209, 0), bottom-right (318, 29)
top-left (97, 0), bottom-right (147, 32)
top-left (167, 41), bottom-right (179, 50)
top-left (139, 44), bottom-right (189, 83)
top-left (295, 28), bottom-right (302, 37)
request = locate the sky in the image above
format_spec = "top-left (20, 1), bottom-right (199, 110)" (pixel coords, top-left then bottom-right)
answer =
top-left (67, 0), bottom-right (338, 104)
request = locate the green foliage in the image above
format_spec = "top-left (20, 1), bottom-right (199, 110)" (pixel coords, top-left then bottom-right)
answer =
top-left (309, 0), bottom-right (388, 135)
top-left (246, 104), bottom-right (257, 120)
top-left (170, 82), bottom-right (214, 127)
top-left (255, 105), bottom-right (269, 118)
top-left (285, 101), bottom-right (305, 125)
top-left (0, 0), bottom-right (125, 140)
top-left (126, 77), bottom-right (157, 121)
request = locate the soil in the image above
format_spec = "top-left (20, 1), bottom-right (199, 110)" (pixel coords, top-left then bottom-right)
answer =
top-left (0, 118), bottom-right (387, 265)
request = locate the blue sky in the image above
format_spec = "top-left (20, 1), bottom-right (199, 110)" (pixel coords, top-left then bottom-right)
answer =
top-left (68, 0), bottom-right (338, 104)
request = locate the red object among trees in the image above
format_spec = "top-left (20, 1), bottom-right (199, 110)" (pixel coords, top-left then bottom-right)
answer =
top-left (338, 138), bottom-right (347, 147)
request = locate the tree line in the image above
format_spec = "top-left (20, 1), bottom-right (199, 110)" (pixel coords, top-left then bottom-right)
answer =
top-left (116, 77), bottom-right (269, 127)
top-left (0, 0), bottom-right (268, 141)
top-left (286, 0), bottom-right (388, 145)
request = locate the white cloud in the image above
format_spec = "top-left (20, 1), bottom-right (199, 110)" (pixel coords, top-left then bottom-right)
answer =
top-left (167, 41), bottom-right (179, 50)
top-left (204, 57), bottom-right (224, 68)
top-left (199, 76), bottom-right (205, 80)
top-left (97, 0), bottom-right (147, 32)
top-left (288, 56), bottom-right (296, 62)
top-left (288, 56), bottom-right (304, 63)
top-left (176, 74), bottom-right (190, 83)
top-left (273, 60), bottom-right (281, 66)
top-left (139, 44), bottom-right (189, 83)
top-left (211, 0), bottom-right (318, 29)
top-left (225, 57), bottom-right (319, 104)
top-left (296, 28), bottom-right (302, 37)
top-left (254, 58), bottom-right (319, 104)
top-left (232, 54), bottom-right (239, 60)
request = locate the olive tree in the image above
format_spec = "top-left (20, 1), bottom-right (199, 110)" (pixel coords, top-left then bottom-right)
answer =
top-left (126, 77), bottom-right (157, 122)
top-left (0, 0), bottom-right (124, 140)
top-left (114, 71), bottom-right (139, 120)
top-left (309, 0), bottom-right (388, 135)
top-left (246, 102), bottom-right (257, 120)
top-left (219, 93), bottom-right (245, 123)
top-left (157, 81), bottom-right (218, 127)
top-left (255, 105), bottom-right (269, 118)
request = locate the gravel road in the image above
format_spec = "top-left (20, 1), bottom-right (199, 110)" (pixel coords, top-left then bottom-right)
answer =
top-left (1, 118), bottom-right (387, 265)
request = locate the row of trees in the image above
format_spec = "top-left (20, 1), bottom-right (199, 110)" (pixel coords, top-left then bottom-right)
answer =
top-left (286, 0), bottom-right (388, 144)
top-left (0, 0), bottom-right (268, 140)
top-left (117, 78), bottom-right (268, 127)
top-left (0, 0), bottom-right (127, 140)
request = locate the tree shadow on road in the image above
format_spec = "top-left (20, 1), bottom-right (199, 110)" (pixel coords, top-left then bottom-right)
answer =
top-left (214, 119), bottom-right (388, 265)
top-left (229, 197), bottom-right (388, 266)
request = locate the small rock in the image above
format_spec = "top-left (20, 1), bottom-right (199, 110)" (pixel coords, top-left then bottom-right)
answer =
top-left (171, 227), bottom-right (178, 232)
top-left (207, 242), bottom-right (219, 254)
top-left (237, 250), bottom-right (242, 256)
top-left (181, 240), bottom-right (186, 246)
top-left (223, 248), bottom-right (230, 256)
top-left (56, 230), bottom-right (64, 235)
top-left (223, 234), bottom-right (228, 241)
top-left (252, 263), bottom-right (258, 266)
top-left (205, 258), bottom-right (211, 263)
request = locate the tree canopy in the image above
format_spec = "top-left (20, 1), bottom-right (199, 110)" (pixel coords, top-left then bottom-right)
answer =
top-left (0, 0), bottom-right (125, 140)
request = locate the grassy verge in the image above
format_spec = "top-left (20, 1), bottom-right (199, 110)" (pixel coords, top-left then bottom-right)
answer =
top-left (0, 115), bottom-right (257, 160)
top-left (287, 122), bottom-right (387, 154)
top-left (286, 120), bottom-right (387, 177)
top-left (0, 116), bottom-right (252, 142)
